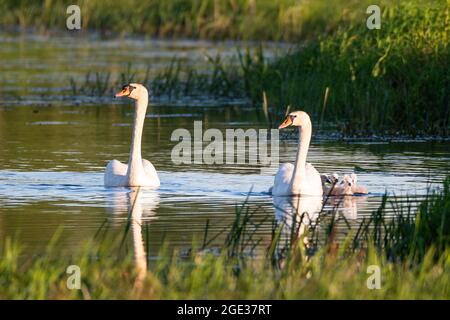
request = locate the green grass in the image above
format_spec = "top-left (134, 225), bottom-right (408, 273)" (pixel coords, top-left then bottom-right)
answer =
top-left (0, 0), bottom-right (377, 41)
top-left (69, 56), bottom-right (245, 100)
top-left (244, 1), bottom-right (450, 135)
top-left (1, 177), bottom-right (449, 299)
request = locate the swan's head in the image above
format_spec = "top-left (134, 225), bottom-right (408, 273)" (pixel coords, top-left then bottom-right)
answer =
top-left (115, 83), bottom-right (148, 101)
top-left (322, 173), bottom-right (339, 185)
top-left (278, 111), bottom-right (311, 129)
top-left (337, 174), bottom-right (355, 195)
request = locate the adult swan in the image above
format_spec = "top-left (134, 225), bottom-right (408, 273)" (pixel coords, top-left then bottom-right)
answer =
top-left (271, 111), bottom-right (322, 196)
top-left (104, 83), bottom-right (160, 188)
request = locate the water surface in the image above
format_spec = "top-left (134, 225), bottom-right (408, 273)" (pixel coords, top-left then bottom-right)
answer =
top-left (1, 32), bottom-right (449, 257)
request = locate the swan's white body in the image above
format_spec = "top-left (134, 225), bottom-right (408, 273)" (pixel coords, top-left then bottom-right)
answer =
top-left (104, 84), bottom-right (160, 188)
top-left (105, 159), bottom-right (159, 187)
top-left (271, 111), bottom-right (323, 196)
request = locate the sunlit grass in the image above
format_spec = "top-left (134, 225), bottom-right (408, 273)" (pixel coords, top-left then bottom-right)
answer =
top-left (1, 0), bottom-right (379, 41)
top-left (244, 1), bottom-right (450, 136)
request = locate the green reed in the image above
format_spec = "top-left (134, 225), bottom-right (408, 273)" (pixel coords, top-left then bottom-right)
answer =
top-left (69, 53), bottom-right (246, 100)
top-left (246, 1), bottom-right (450, 136)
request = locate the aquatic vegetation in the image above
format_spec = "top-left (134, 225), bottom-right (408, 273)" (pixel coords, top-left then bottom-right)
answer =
top-left (66, 0), bottom-right (449, 136)
top-left (1, 176), bottom-right (449, 299)
top-left (69, 55), bottom-right (246, 101)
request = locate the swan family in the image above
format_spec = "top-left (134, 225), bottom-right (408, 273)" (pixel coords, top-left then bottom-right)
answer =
top-left (104, 83), bottom-right (368, 196)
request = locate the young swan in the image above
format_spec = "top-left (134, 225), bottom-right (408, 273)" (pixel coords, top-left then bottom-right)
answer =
top-left (321, 173), bottom-right (339, 195)
top-left (331, 174), bottom-right (354, 196)
top-left (322, 173), bottom-right (369, 196)
top-left (271, 111), bottom-right (323, 196)
top-left (350, 174), bottom-right (369, 194)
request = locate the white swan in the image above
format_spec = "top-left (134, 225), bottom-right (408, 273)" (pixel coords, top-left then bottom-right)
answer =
top-left (271, 111), bottom-right (323, 196)
top-left (104, 83), bottom-right (160, 187)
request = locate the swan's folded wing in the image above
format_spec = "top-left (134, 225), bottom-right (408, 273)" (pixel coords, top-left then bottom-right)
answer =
top-left (104, 160), bottom-right (128, 187)
top-left (271, 163), bottom-right (294, 195)
top-left (142, 159), bottom-right (160, 186)
top-left (276, 163), bottom-right (295, 184)
top-left (106, 159), bottom-right (128, 175)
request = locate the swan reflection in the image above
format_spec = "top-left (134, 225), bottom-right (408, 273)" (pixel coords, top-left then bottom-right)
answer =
top-left (324, 194), bottom-right (368, 220)
top-left (107, 187), bottom-right (160, 291)
top-left (273, 195), bottom-right (323, 239)
top-left (273, 194), bottom-right (366, 248)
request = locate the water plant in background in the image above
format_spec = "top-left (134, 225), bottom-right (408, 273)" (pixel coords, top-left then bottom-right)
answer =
top-left (69, 54), bottom-right (246, 102)
top-left (1, 176), bottom-right (449, 299)
top-left (245, 1), bottom-right (450, 136)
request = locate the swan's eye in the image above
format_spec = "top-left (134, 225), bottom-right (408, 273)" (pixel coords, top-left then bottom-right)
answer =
top-left (123, 84), bottom-right (136, 91)
top-left (121, 84), bottom-right (136, 96)
top-left (115, 84), bottom-right (138, 98)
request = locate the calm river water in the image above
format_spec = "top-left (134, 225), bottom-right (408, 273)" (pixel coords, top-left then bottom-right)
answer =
top-left (0, 32), bottom-right (449, 257)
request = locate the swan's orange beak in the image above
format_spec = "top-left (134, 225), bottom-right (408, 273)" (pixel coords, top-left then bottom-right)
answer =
top-left (115, 86), bottom-right (131, 98)
top-left (278, 116), bottom-right (293, 129)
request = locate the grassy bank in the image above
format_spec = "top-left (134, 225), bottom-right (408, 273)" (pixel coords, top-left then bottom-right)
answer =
top-left (0, 0), bottom-right (376, 41)
top-left (1, 177), bottom-right (449, 299)
top-left (246, 1), bottom-right (450, 135)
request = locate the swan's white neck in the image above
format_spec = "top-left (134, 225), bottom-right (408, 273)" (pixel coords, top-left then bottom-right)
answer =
top-left (290, 122), bottom-right (312, 194)
top-left (127, 94), bottom-right (148, 184)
